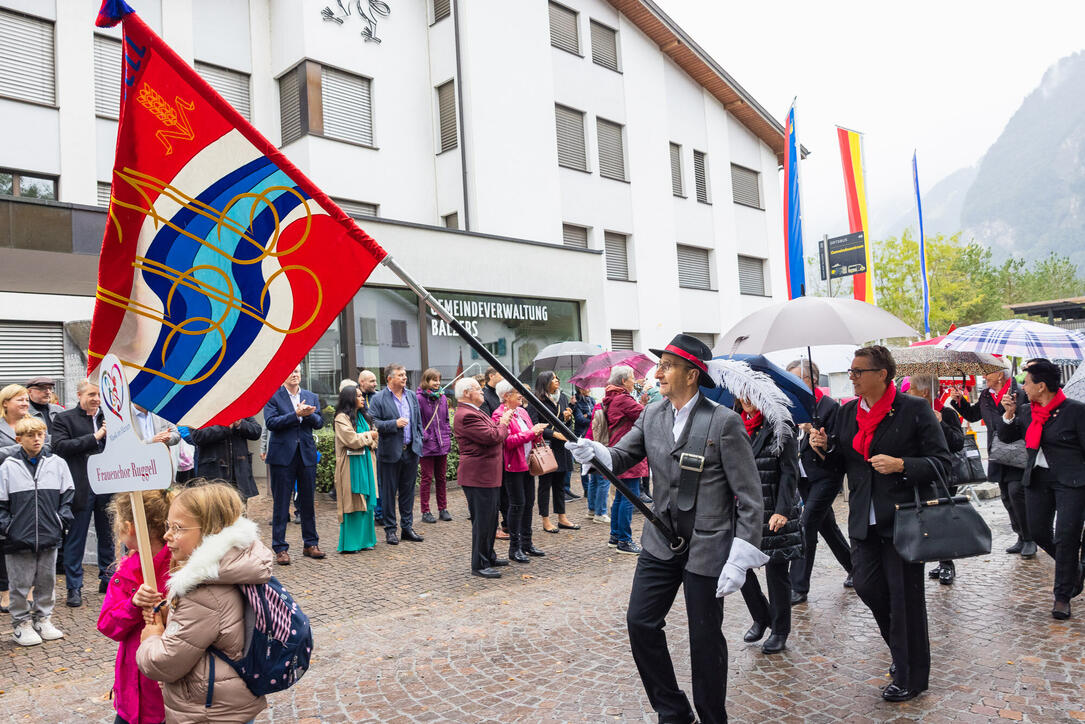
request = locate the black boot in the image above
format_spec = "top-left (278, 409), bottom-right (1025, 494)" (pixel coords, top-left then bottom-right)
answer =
top-left (938, 561), bottom-right (955, 585)
top-left (510, 548), bottom-right (530, 563)
top-left (743, 621), bottom-right (767, 643)
top-left (1005, 536), bottom-right (1024, 554)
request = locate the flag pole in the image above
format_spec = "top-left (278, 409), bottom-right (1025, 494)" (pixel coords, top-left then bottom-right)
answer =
top-left (379, 255), bottom-right (685, 552)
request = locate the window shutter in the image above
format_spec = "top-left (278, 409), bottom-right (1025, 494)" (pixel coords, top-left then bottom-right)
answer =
top-left (596, 118), bottom-right (625, 181)
top-left (196, 62), bottom-right (251, 120)
top-left (604, 232), bottom-right (629, 280)
top-left (321, 66), bottom-right (373, 146)
top-left (737, 255), bottom-right (766, 295)
top-left (669, 142), bottom-right (683, 196)
top-left (432, 0), bottom-right (451, 22)
top-left (443, 212), bottom-right (458, 229)
top-left (693, 150), bottom-right (709, 203)
top-left (685, 332), bottom-right (715, 350)
top-left (278, 68), bottom-right (303, 146)
top-left (391, 319), bottom-right (409, 347)
top-left (359, 317), bottom-right (378, 344)
top-left (0, 10), bottom-right (55, 105)
top-left (334, 198), bottom-right (378, 218)
top-left (548, 2), bottom-right (578, 54)
top-left (97, 182), bottom-right (112, 208)
top-left (731, 164), bottom-right (761, 208)
top-left (677, 245), bottom-right (711, 290)
top-left (93, 35), bottom-right (121, 118)
top-left (590, 20), bottom-right (619, 71)
top-left (562, 224), bottom-right (588, 249)
top-left (610, 330), bottom-right (634, 351)
top-left (555, 104), bottom-right (587, 171)
top-left (0, 322), bottom-right (64, 384)
top-left (437, 80), bottom-right (457, 152)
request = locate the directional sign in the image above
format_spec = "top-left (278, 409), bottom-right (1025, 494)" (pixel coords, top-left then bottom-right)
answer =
top-left (826, 231), bottom-right (868, 279)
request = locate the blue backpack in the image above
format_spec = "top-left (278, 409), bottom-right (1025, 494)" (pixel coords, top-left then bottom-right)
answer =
top-left (205, 577), bottom-right (313, 706)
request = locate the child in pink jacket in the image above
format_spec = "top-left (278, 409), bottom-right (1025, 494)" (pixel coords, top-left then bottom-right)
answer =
top-left (97, 490), bottom-right (173, 724)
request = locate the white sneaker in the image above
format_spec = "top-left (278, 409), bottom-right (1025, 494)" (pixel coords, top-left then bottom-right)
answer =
top-left (33, 617), bottom-right (64, 641)
top-left (585, 511), bottom-right (596, 520)
top-left (12, 621), bottom-right (42, 646)
top-left (594, 514), bottom-right (611, 524)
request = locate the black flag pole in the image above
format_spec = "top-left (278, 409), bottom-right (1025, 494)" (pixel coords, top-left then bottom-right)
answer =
top-left (381, 256), bottom-right (685, 552)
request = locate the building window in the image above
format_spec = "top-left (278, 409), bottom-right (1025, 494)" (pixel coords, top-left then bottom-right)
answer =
top-left (596, 118), bottom-right (626, 182)
top-left (93, 35), bottom-right (121, 119)
top-left (97, 182), bottom-right (111, 208)
top-left (669, 142), bottom-right (684, 197)
top-left (321, 66), bottom-right (374, 146)
top-left (0, 322), bottom-right (66, 399)
top-left (590, 20), bottom-right (619, 72)
top-left (731, 164), bottom-right (762, 209)
top-left (562, 223), bottom-right (588, 249)
top-left (390, 319), bottom-right (410, 347)
top-left (359, 317), bottom-right (378, 345)
top-left (611, 329), bottom-right (634, 351)
top-left (0, 168), bottom-right (56, 200)
top-left (334, 198), bottom-right (378, 218)
top-left (432, 0), bottom-right (450, 23)
top-left (436, 80), bottom-right (457, 153)
top-left (677, 245), bottom-right (712, 290)
top-left (693, 150), bottom-right (710, 203)
top-left (555, 104), bottom-right (587, 171)
top-left (737, 255), bottom-right (767, 296)
top-left (685, 332), bottom-right (715, 350)
top-left (548, 2), bottom-right (579, 55)
top-left (604, 231), bottom-right (630, 281)
top-left (0, 10), bottom-right (55, 105)
top-left (196, 62), bottom-right (251, 121)
top-left (278, 67), bottom-right (303, 146)
top-left (443, 212), bottom-right (459, 229)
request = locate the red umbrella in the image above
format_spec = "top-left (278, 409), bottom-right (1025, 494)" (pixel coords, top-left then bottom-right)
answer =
top-left (910, 323), bottom-right (957, 347)
top-left (570, 351), bottom-right (655, 388)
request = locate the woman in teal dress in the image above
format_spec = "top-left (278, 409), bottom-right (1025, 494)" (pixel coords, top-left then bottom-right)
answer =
top-left (334, 384), bottom-right (379, 552)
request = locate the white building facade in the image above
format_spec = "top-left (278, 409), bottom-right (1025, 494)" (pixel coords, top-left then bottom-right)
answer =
top-left (0, 0), bottom-right (791, 407)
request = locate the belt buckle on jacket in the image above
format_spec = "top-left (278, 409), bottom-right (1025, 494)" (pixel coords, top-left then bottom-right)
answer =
top-left (678, 452), bottom-right (705, 473)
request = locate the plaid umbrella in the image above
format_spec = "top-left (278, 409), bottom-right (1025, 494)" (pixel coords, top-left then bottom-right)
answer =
top-left (939, 319), bottom-right (1085, 360)
top-left (891, 347), bottom-right (1006, 377)
top-left (570, 351), bottom-right (655, 388)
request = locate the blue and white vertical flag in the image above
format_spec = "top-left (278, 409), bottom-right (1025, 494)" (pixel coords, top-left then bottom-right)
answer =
top-left (912, 151), bottom-right (931, 335)
top-left (783, 100), bottom-right (805, 298)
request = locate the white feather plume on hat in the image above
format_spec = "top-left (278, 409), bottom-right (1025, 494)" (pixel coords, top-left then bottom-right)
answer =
top-left (704, 358), bottom-right (794, 454)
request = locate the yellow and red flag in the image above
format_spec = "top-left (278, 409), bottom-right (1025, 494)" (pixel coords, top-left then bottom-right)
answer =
top-left (836, 127), bottom-right (875, 303)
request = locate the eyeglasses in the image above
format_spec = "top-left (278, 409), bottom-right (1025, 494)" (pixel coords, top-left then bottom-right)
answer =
top-left (166, 523), bottom-right (199, 536)
top-left (846, 368), bottom-right (881, 379)
top-left (658, 361), bottom-right (692, 373)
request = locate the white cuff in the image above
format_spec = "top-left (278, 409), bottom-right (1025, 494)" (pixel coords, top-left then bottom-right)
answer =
top-left (727, 536), bottom-right (770, 570)
top-left (1002, 413), bottom-right (1014, 423)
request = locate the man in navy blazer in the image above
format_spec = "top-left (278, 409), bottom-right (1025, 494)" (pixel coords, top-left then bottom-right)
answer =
top-left (263, 364), bottom-right (325, 565)
top-left (369, 363), bottom-right (424, 545)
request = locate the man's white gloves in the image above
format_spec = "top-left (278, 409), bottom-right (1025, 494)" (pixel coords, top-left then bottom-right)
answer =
top-left (566, 438), bottom-right (612, 471)
top-left (716, 537), bottom-right (769, 598)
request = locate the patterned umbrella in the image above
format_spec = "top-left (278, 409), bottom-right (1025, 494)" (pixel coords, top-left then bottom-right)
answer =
top-left (891, 347), bottom-right (1006, 378)
top-left (570, 351), bottom-right (655, 388)
top-left (939, 319), bottom-right (1085, 360)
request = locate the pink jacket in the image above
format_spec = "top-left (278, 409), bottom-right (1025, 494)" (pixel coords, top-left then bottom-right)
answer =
top-left (97, 544), bottom-right (172, 724)
top-left (493, 405), bottom-right (540, 473)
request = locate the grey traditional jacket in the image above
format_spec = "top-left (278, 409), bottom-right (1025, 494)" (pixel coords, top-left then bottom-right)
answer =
top-left (608, 395), bottom-right (764, 578)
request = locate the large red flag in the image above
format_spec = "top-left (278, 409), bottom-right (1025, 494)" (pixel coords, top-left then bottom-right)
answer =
top-left (90, 1), bottom-right (386, 427)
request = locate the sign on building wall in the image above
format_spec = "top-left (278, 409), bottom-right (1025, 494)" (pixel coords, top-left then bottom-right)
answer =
top-left (321, 0), bottom-right (392, 43)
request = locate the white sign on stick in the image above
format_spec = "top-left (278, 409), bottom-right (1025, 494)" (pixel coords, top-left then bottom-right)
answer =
top-left (87, 354), bottom-right (174, 494)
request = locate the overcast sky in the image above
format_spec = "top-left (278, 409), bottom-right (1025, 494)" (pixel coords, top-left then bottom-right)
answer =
top-left (654, 0), bottom-right (1085, 255)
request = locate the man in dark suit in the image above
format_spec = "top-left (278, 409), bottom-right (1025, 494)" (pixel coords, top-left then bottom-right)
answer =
top-left (263, 364), bottom-right (325, 565)
top-left (950, 365), bottom-right (1035, 557)
top-left (52, 379), bottom-right (110, 608)
top-left (370, 363), bottom-right (424, 545)
top-left (479, 367), bottom-right (502, 417)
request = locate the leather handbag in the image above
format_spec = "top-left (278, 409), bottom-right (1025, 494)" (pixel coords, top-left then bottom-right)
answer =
top-left (527, 441), bottom-right (558, 477)
top-left (893, 464), bottom-right (992, 563)
top-left (950, 436), bottom-right (987, 484)
top-left (989, 435), bottom-right (1028, 469)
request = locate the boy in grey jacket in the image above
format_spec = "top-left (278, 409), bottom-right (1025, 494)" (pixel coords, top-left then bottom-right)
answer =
top-left (0, 417), bottom-right (74, 646)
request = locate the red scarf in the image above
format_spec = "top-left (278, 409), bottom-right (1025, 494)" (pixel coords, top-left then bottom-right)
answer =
top-left (990, 378), bottom-right (1012, 407)
top-left (741, 409), bottom-right (763, 438)
top-left (853, 382), bottom-right (897, 458)
top-left (1025, 389), bottom-right (1066, 450)
top-left (814, 387), bottom-right (825, 403)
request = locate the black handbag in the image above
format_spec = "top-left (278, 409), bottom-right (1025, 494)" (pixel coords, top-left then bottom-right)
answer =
top-left (950, 436), bottom-right (987, 485)
top-left (892, 463), bottom-right (992, 563)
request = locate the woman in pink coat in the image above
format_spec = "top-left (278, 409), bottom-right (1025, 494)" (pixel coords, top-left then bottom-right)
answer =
top-left (493, 380), bottom-right (548, 563)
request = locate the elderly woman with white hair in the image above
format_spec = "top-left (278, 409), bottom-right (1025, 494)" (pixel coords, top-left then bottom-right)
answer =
top-left (492, 380), bottom-right (549, 562)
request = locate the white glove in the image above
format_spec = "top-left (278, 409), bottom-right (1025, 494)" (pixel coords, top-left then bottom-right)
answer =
top-left (716, 537), bottom-right (770, 598)
top-left (566, 438), bottom-right (611, 470)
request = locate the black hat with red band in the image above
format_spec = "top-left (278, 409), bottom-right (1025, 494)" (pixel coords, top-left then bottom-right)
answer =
top-left (649, 333), bottom-right (716, 389)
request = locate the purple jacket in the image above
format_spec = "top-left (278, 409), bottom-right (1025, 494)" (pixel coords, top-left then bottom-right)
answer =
top-left (416, 389), bottom-right (452, 457)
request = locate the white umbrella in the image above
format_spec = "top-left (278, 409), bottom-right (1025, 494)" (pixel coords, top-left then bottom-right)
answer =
top-left (939, 319), bottom-right (1085, 360)
top-left (1064, 363), bottom-right (1085, 402)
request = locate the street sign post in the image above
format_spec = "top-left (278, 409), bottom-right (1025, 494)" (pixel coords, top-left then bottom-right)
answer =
top-left (826, 231), bottom-right (868, 278)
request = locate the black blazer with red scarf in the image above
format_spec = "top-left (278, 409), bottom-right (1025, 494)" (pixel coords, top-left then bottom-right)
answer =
top-left (996, 397), bottom-right (1085, 488)
top-left (821, 391), bottom-right (953, 540)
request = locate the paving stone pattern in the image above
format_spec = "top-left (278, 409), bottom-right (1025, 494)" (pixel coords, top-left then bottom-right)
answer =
top-left (1, 481), bottom-right (1083, 723)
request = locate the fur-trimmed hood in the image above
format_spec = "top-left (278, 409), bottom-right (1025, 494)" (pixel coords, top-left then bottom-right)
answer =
top-left (167, 517), bottom-right (272, 599)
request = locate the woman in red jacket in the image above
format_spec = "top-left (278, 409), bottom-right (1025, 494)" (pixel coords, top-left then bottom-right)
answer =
top-left (602, 365), bottom-right (649, 555)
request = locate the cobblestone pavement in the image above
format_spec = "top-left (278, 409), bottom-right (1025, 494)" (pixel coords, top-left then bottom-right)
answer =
top-left (2, 481), bottom-right (1083, 723)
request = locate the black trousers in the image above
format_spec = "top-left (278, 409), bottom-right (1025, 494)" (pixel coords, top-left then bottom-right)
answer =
top-left (790, 476), bottom-right (852, 594)
top-left (378, 450), bottom-right (419, 532)
top-left (1025, 474), bottom-right (1085, 602)
top-left (503, 469), bottom-right (535, 553)
top-left (627, 550), bottom-right (728, 724)
top-left (998, 474), bottom-right (1032, 541)
top-left (851, 533), bottom-right (930, 692)
top-left (741, 559), bottom-right (791, 635)
top-left (537, 470), bottom-right (566, 517)
top-left (462, 486), bottom-right (499, 571)
top-left (499, 483), bottom-right (509, 527)
top-left (269, 450), bottom-right (317, 553)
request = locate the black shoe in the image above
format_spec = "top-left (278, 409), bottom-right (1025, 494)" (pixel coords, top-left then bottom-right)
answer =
top-left (524, 545), bottom-right (546, 557)
top-left (881, 684), bottom-right (919, 702)
top-left (616, 540), bottom-right (642, 555)
top-left (66, 588), bottom-right (82, 608)
top-left (491, 558), bottom-right (510, 567)
top-left (1005, 536), bottom-right (1024, 554)
top-left (401, 528), bottom-right (424, 542)
top-left (439, 509), bottom-right (452, 522)
top-left (99, 579), bottom-right (109, 594)
top-left (510, 549), bottom-right (530, 563)
top-left (928, 565), bottom-right (942, 580)
top-left (939, 563), bottom-right (955, 585)
top-left (385, 531), bottom-right (399, 545)
top-left (564, 491), bottom-right (579, 501)
top-left (1020, 541), bottom-right (1037, 559)
top-left (472, 567), bottom-right (501, 579)
top-left (1052, 599), bottom-right (1071, 620)
top-left (761, 633), bottom-right (787, 654)
top-left (743, 622), bottom-right (767, 643)
top-left (607, 537), bottom-right (618, 548)
top-left (421, 512), bottom-right (437, 524)
top-left (292, 512), bottom-right (301, 525)
top-left (843, 574), bottom-right (854, 588)
top-left (639, 494), bottom-right (653, 505)
top-left (790, 591), bottom-right (807, 606)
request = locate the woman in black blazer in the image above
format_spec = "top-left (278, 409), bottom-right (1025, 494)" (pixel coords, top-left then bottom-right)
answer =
top-left (526, 371), bottom-right (577, 534)
top-left (811, 346), bottom-right (951, 703)
top-left (997, 359), bottom-right (1085, 620)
